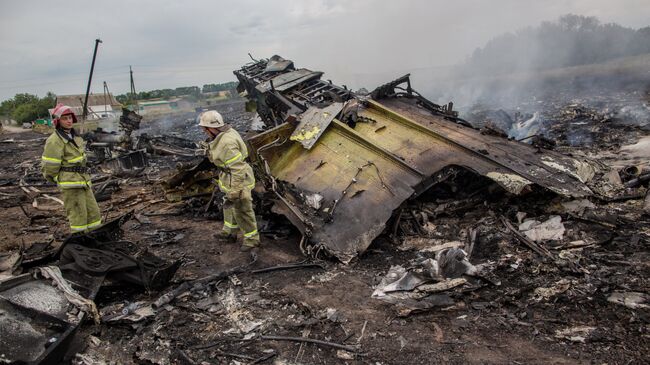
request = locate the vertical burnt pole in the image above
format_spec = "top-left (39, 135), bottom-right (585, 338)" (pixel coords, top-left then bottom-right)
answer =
top-left (129, 66), bottom-right (136, 95)
top-left (129, 65), bottom-right (138, 108)
top-left (82, 38), bottom-right (102, 120)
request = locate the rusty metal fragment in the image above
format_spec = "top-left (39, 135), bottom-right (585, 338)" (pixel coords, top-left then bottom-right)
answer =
top-left (290, 102), bottom-right (343, 150)
top-left (161, 158), bottom-right (218, 201)
top-left (235, 55), bottom-right (596, 263)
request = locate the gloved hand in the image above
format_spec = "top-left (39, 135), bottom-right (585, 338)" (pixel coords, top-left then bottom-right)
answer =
top-left (196, 141), bottom-right (209, 156)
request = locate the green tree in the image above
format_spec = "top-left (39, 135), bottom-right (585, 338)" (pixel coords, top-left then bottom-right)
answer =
top-left (202, 82), bottom-right (238, 93)
top-left (116, 94), bottom-right (128, 104)
top-left (0, 92), bottom-right (55, 123)
top-left (12, 103), bottom-right (40, 123)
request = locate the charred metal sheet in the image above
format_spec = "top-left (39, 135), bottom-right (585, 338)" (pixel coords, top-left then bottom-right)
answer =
top-left (85, 109), bottom-right (143, 162)
top-left (98, 149), bottom-right (149, 176)
top-left (256, 69), bottom-right (323, 94)
top-left (161, 158), bottom-right (218, 201)
top-left (60, 212), bottom-right (181, 290)
top-left (237, 56), bottom-right (596, 262)
top-left (290, 102), bottom-right (343, 150)
top-left (264, 55), bottom-right (295, 72)
top-left (136, 134), bottom-right (198, 157)
top-left (119, 107), bottom-right (143, 138)
top-left (235, 56), bottom-right (352, 127)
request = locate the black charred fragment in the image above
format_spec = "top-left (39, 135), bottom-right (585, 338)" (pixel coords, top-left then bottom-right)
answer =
top-left (0, 213), bottom-right (179, 365)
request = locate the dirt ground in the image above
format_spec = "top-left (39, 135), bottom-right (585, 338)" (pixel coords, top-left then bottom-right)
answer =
top-left (0, 97), bottom-right (648, 364)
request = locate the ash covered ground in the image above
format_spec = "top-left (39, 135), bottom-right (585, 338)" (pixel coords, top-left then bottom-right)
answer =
top-left (0, 90), bottom-right (648, 365)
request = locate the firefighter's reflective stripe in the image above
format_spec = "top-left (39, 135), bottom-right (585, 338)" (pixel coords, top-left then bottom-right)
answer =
top-left (216, 179), bottom-right (230, 192)
top-left (87, 219), bottom-right (102, 229)
top-left (68, 155), bottom-right (84, 163)
top-left (42, 156), bottom-right (62, 164)
top-left (224, 220), bottom-right (239, 229)
top-left (70, 219), bottom-right (102, 232)
top-left (58, 181), bottom-right (91, 188)
top-left (243, 229), bottom-right (258, 238)
top-left (217, 152), bottom-right (242, 168)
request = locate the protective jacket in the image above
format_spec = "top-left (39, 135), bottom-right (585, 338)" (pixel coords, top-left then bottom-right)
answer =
top-left (207, 127), bottom-right (259, 247)
top-left (207, 127), bottom-right (255, 194)
top-left (41, 128), bottom-right (100, 232)
top-left (41, 129), bottom-right (91, 188)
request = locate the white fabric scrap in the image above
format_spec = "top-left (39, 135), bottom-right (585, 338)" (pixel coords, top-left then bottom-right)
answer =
top-left (519, 215), bottom-right (565, 242)
top-left (37, 266), bottom-right (100, 324)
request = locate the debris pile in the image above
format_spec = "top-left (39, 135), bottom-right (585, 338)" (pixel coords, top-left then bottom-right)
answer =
top-left (0, 214), bottom-right (179, 364)
top-left (467, 90), bottom-right (650, 148)
top-left (236, 56), bottom-right (600, 263)
top-left (0, 56), bottom-right (647, 363)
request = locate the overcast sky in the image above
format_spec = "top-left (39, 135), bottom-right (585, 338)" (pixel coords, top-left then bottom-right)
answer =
top-left (1, 0), bottom-right (648, 100)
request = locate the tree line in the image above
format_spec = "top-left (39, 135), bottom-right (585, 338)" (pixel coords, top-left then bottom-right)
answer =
top-left (463, 14), bottom-right (650, 75)
top-left (0, 93), bottom-right (56, 124)
top-left (0, 81), bottom-right (239, 124)
top-left (116, 81), bottom-right (238, 104)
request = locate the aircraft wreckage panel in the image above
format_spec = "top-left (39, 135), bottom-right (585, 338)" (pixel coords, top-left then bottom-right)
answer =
top-left (250, 101), bottom-right (595, 262)
top-left (358, 99), bottom-right (594, 197)
top-left (251, 121), bottom-right (422, 262)
top-left (240, 55), bottom-right (596, 263)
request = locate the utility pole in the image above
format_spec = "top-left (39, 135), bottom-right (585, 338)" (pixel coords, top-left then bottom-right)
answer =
top-left (129, 65), bottom-right (138, 109)
top-left (103, 81), bottom-right (110, 117)
top-left (82, 38), bottom-right (102, 121)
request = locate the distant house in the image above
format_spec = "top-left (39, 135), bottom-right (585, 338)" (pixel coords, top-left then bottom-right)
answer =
top-left (137, 98), bottom-right (192, 115)
top-left (52, 94), bottom-right (122, 120)
top-left (137, 99), bottom-right (179, 115)
top-left (203, 90), bottom-right (231, 98)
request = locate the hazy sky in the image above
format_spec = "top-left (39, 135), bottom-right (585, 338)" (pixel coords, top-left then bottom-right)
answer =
top-left (1, 0), bottom-right (648, 100)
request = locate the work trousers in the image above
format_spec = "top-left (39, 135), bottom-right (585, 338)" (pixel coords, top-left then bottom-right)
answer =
top-left (222, 189), bottom-right (260, 247)
top-left (61, 187), bottom-right (101, 232)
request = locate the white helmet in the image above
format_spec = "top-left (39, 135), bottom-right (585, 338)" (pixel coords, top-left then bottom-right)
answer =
top-left (198, 110), bottom-right (225, 128)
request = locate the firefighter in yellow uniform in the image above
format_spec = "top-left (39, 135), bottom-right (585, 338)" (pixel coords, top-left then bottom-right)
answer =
top-left (41, 104), bottom-right (101, 233)
top-left (199, 110), bottom-right (260, 252)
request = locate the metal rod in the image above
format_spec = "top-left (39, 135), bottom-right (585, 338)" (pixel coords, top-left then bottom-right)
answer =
top-left (83, 38), bottom-right (102, 120)
top-left (260, 335), bottom-right (358, 352)
top-left (130, 65), bottom-right (138, 108)
top-left (251, 261), bottom-right (324, 274)
top-left (103, 81), bottom-right (109, 116)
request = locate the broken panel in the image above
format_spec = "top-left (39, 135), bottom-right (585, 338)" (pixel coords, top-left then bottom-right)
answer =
top-left (98, 149), bottom-right (149, 176)
top-left (290, 102), bottom-right (343, 150)
top-left (237, 56), bottom-right (597, 263)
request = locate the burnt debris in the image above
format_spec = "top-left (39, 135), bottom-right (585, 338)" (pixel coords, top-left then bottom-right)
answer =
top-left (0, 213), bottom-right (179, 364)
top-left (236, 55), bottom-right (599, 262)
top-left (0, 54), bottom-right (647, 365)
